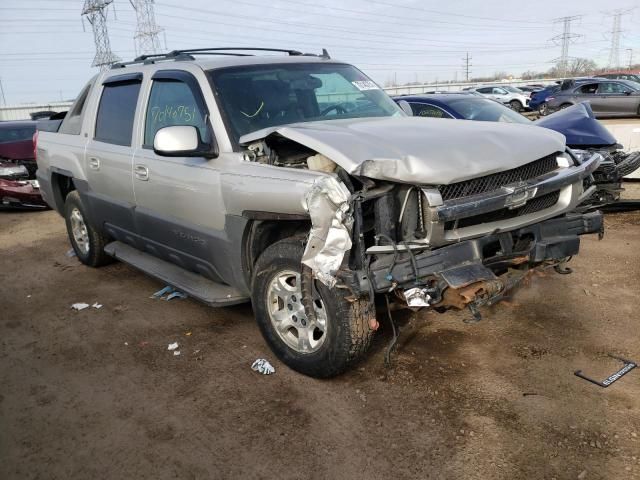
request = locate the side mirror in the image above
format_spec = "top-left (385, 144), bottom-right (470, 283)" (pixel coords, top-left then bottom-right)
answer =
top-left (153, 125), bottom-right (218, 159)
top-left (396, 100), bottom-right (413, 116)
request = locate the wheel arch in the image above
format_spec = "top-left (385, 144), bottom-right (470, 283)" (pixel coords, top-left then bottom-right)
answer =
top-left (50, 170), bottom-right (77, 213)
top-left (241, 213), bottom-right (311, 287)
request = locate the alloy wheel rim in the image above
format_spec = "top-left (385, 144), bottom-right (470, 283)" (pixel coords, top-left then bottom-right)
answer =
top-left (267, 270), bottom-right (328, 354)
top-left (70, 207), bottom-right (90, 255)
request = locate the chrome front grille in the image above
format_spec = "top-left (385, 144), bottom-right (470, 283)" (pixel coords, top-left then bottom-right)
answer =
top-left (438, 153), bottom-right (560, 201)
top-left (444, 190), bottom-right (561, 230)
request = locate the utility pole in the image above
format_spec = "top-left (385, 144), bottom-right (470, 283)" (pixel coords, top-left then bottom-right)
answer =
top-left (82, 0), bottom-right (121, 70)
top-left (551, 16), bottom-right (581, 77)
top-left (129, 0), bottom-right (163, 57)
top-left (462, 52), bottom-right (471, 82)
top-left (627, 49), bottom-right (634, 71)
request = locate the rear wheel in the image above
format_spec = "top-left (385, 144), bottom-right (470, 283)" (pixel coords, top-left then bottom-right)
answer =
top-left (252, 237), bottom-right (375, 378)
top-left (538, 103), bottom-right (549, 116)
top-left (509, 100), bottom-right (523, 112)
top-left (64, 191), bottom-right (112, 267)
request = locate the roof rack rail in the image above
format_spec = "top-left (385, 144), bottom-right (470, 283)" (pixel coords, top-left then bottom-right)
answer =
top-left (112, 47), bottom-right (330, 69)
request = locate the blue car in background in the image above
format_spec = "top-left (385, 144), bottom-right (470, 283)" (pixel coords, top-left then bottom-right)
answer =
top-left (529, 85), bottom-right (560, 113)
top-left (530, 78), bottom-right (603, 114)
top-left (393, 93), bottom-right (640, 206)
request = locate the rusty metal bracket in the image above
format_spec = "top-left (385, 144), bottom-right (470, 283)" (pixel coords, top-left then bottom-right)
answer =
top-left (574, 355), bottom-right (637, 388)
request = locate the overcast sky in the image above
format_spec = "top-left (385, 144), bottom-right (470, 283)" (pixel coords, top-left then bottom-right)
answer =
top-left (0, 0), bottom-right (638, 105)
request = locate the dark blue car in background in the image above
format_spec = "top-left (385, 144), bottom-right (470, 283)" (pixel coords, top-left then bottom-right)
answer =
top-left (393, 93), bottom-right (640, 206)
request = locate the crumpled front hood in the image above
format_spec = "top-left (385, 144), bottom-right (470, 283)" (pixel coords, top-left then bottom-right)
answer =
top-left (536, 102), bottom-right (617, 148)
top-left (241, 117), bottom-right (566, 185)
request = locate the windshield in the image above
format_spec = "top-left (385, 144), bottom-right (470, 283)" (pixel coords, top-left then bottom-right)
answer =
top-left (208, 63), bottom-right (403, 140)
top-left (447, 97), bottom-right (531, 124)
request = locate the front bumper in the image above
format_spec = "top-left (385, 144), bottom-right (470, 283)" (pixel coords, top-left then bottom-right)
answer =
top-left (412, 153), bottom-right (600, 247)
top-left (368, 210), bottom-right (603, 299)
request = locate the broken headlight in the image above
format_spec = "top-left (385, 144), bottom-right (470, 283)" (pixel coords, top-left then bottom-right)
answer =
top-left (565, 149), bottom-right (590, 165)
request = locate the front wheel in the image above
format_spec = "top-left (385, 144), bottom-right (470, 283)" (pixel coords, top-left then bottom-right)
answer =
top-left (252, 238), bottom-right (375, 378)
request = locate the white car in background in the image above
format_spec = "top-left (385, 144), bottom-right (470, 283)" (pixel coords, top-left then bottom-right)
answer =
top-left (466, 85), bottom-right (530, 112)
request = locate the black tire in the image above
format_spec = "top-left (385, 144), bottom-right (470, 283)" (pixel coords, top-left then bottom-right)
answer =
top-left (538, 103), bottom-right (549, 116)
top-left (252, 237), bottom-right (375, 378)
top-left (509, 100), bottom-right (523, 112)
top-left (64, 190), bottom-right (112, 267)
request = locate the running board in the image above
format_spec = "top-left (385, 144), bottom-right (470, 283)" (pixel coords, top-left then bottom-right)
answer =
top-left (104, 241), bottom-right (249, 307)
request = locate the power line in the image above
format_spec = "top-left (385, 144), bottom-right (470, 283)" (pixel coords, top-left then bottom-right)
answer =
top-left (551, 15), bottom-right (582, 77)
top-left (605, 9), bottom-right (634, 69)
top-left (462, 52), bottom-right (472, 81)
top-left (82, 0), bottom-right (121, 70)
top-left (129, 0), bottom-right (164, 56)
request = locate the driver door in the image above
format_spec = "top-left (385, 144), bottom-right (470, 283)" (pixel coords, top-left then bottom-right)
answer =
top-left (132, 70), bottom-right (226, 283)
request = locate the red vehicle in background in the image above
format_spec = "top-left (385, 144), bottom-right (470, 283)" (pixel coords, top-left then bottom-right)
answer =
top-left (0, 120), bottom-right (48, 210)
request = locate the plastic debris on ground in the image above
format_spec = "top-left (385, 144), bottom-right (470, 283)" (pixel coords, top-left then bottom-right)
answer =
top-left (173, 351), bottom-right (181, 356)
top-left (251, 358), bottom-right (275, 375)
top-left (92, 302), bottom-right (102, 309)
top-left (65, 248), bottom-right (77, 258)
top-left (165, 291), bottom-right (187, 301)
top-left (167, 342), bottom-right (179, 351)
top-left (151, 285), bottom-right (188, 301)
top-left (71, 303), bottom-right (90, 311)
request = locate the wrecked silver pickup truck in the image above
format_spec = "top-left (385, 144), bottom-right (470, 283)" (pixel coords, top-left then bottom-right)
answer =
top-left (36, 48), bottom-right (603, 377)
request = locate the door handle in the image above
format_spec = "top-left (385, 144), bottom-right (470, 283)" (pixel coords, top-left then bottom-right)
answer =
top-left (88, 157), bottom-right (100, 170)
top-left (134, 164), bottom-right (149, 181)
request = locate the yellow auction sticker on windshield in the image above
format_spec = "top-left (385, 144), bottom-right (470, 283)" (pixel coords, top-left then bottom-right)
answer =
top-left (351, 81), bottom-right (379, 91)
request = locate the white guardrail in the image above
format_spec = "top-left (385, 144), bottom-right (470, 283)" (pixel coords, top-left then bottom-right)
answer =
top-left (382, 78), bottom-right (563, 95)
top-left (0, 102), bottom-right (73, 121)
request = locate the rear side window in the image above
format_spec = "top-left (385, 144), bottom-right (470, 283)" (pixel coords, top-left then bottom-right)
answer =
top-left (578, 83), bottom-right (598, 95)
top-left (144, 79), bottom-right (209, 147)
top-left (95, 81), bottom-right (141, 146)
top-left (59, 81), bottom-right (93, 135)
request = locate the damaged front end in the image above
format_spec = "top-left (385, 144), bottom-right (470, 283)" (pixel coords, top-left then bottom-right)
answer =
top-left (242, 120), bottom-right (604, 316)
top-left (536, 103), bottom-right (640, 207)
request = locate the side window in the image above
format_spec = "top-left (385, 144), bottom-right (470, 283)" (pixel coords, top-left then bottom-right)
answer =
top-left (493, 88), bottom-right (507, 95)
top-left (578, 83), bottom-right (598, 95)
top-left (476, 87), bottom-right (492, 94)
top-left (59, 81), bottom-right (93, 135)
top-left (94, 81), bottom-right (141, 146)
top-left (409, 103), bottom-right (452, 118)
top-left (144, 79), bottom-right (209, 147)
top-left (600, 82), bottom-right (630, 94)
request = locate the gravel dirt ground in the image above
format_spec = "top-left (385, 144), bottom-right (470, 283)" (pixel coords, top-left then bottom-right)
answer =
top-left (1, 186), bottom-right (640, 480)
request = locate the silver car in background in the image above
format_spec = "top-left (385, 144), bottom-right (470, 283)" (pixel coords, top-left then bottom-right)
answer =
top-left (465, 85), bottom-right (530, 112)
top-left (545, 79), bottom-right (640, 117)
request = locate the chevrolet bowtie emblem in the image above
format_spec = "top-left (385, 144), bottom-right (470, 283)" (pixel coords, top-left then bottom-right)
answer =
top-left (504, 183), bottom-right (538, 209)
